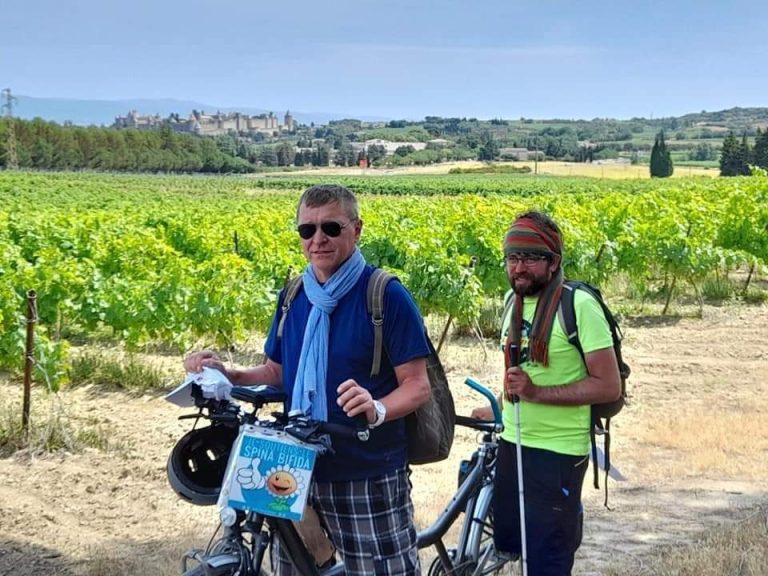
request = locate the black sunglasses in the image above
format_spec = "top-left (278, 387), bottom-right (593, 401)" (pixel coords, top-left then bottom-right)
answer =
top-left (296, 220), bottom-right (355, 240)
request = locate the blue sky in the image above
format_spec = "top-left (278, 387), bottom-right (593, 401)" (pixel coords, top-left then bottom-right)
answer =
top-left (2, 0), bottom-right (767, 120)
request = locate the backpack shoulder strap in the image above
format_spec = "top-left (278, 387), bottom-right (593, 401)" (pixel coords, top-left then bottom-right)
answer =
top-left (559, 280), bottom-right (583, 355)
top-left (367, 268), bottom-right (397, 378)
top-left (561, 280), bottom-right (624, 360)
top-left (277, 275), bottom-right (304, 339)
top-left (560, 280), bottom-right (624, 501)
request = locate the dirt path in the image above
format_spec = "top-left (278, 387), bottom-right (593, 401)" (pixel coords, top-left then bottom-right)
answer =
top-left (1, 303), bottom-right (766, 576)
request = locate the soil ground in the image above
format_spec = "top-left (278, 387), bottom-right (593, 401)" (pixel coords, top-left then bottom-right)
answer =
top-left (1, 303), bottom-right (766, 576)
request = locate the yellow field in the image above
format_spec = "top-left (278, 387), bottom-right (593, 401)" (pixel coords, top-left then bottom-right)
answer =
top-left (516, 160), bottom-right (718, 179)
top-left (276, 160), bottom-right (718, 179)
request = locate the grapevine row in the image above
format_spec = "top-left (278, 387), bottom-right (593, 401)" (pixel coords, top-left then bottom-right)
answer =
top-left (1, 172), bottom-right (765, 388)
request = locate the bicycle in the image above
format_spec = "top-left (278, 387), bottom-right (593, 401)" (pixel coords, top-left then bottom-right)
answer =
top-left (166, 377), bottom-right (514, 576)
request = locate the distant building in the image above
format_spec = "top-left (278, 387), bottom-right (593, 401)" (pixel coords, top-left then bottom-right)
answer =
top-left (113, 109), bottom-right (296, 136)
top-left (499, 147), bottom-right (539, 161)
top-left (284, 110), bottom-right (295, 131)
top-left (350, 139), bottom-right (428, 155)
top-left (113, 110), bottom-right (164, 130)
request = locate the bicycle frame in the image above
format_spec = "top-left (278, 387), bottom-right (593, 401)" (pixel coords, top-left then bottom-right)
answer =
top-left (174, 378), bottom-right (508, 576)
top-left (418, 422), bottom-right (496, 573)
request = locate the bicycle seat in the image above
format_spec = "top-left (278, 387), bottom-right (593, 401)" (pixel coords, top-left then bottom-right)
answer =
top-left (230, 385), bottom-right (287, 407)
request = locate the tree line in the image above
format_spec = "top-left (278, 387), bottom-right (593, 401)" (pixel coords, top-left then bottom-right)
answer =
top-left (0, 117), bottom-right (358, 172)
top-left (719, 129), bottom-right (768, 176)
top-left (0, 118), bottom-right (254, 173)
top-left (4, 115), bottom-right (768, 176)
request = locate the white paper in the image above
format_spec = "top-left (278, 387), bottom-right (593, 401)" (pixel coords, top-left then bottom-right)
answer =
top-left (165, 367), bottom-right (234, 407)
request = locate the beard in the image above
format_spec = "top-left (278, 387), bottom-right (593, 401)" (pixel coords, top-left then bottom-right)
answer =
top-left (511, 273), bottom-right (551, 296)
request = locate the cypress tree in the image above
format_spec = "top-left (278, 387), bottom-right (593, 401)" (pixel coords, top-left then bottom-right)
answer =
top-left (720, 133), bottom-right (738, 176)
top-left (650, 131), bottom-right (673, 177)
top-left (720, 132), bottom-right (751, 176)
top-left (752, 128), bottom-right (768, 170)
top-left (740, 133), bottom-right (753, 175)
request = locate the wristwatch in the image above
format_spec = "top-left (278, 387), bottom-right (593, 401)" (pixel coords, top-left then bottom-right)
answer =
top-left (371, 400), bottom-right (387, 428)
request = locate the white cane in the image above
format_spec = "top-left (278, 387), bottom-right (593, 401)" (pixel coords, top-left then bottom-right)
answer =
top-left (508, 343), bottom-right (528, 576)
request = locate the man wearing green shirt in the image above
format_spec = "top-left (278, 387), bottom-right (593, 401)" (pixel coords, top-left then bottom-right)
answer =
top-left (474, 211), bottom-right (621, 576)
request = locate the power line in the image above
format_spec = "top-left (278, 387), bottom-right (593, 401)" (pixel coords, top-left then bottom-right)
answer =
top-left (1, 88), bottom-right (19, 169)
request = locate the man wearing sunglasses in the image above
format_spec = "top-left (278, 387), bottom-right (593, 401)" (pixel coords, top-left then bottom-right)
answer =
top-left (473, 211), bottom-right (621, 576)
top-left (185, 184), bottom-right (431, 575)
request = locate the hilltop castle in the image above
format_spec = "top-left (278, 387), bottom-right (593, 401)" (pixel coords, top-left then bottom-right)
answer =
top-left (113, 109), bottom-right (296, 136)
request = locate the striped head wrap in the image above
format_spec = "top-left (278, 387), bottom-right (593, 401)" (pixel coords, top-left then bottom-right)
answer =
top-left (504, 215), bottom-right (564, 368)
top-left (504, 217), bottom-right (563, 261)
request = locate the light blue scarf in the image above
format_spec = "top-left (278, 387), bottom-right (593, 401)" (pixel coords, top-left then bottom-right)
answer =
top-left (291, 248), bottom-right (366, 421)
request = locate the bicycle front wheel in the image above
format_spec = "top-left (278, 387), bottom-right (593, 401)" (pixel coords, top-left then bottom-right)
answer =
top-left (181, 541), bottom-right (272, 576)
top-left (182, 553), bottom-right (242, 576)
top-left (182, 554), bottom-right (272, 576)
top-left (464, 483), bottom-right (515, 575)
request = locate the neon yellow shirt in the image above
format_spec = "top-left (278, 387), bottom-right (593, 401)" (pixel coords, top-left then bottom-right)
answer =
top-left (500, 287), bottom-right (613, 456)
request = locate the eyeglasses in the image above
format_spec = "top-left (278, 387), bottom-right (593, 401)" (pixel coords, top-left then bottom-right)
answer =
top-left (296, 220), bottom-right (355, 240)
top-left (506, 254), bottom-right (550, 266)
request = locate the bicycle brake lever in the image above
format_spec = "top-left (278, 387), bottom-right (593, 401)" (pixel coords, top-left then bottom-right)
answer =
top-left (211, 413), bottom-right (239, 424)
top-left (354, 413), bottom-right (370, 442)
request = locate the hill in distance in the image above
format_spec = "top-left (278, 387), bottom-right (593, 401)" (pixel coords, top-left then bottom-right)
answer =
top-left (9, 95), bottom-right (768, 136)
top-left (13, 95), bottom-right (388, 127)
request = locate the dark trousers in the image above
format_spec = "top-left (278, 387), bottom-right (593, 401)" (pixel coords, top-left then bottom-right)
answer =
top-left (493, 439), bottom-right (588, 576)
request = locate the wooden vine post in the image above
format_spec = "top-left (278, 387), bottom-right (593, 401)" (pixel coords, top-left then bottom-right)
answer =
top-left (22, 290), bottom-right (37, 438)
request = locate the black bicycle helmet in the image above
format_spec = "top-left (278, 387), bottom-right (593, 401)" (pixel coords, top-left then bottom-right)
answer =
top-left (167, 424), bottom-right (239, 506)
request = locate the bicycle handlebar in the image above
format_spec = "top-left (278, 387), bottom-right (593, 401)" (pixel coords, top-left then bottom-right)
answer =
top-left (193, 384), bottom-right (370, 445)
top-left (455, 415), bottom-right (503, 434)
top-left (230, 384), bottom-right (287, 406)
top-left (284, 417), bottom-right (367, 444)
top-left (464, 378), bottom-right (503, 424)
top-left (227, 385), bottom-right (370, 442)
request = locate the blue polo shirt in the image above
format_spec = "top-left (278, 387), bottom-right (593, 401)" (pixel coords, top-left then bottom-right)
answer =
top-left (264, 265), bottom-right (430, 481)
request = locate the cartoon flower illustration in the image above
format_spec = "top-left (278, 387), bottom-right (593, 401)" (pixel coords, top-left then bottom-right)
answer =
top-left (264, 465), bottom-right (305, 499)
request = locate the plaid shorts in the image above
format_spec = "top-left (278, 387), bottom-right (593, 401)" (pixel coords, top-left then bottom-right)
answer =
top-left (273, 467), bottom-right (420, 576)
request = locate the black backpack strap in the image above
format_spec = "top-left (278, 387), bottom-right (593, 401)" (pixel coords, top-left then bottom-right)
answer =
top-left (603, 418), bottom-right (612, 509)
top-left (590, 418), bottom-right (613, 509)
top-left (277, 275), bottom-right (304, 340)
top-left (367, 269), bottom-right (397, 377)
top-left (590, 422), bottom-right (599, 489)
top-left (561, 280), bottom-right (612, 503)
top-left (560, 280), bottom-right (584, 356)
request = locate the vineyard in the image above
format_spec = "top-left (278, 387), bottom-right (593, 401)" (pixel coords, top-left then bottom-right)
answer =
top-left (1, 171), bottom-right (766, 389)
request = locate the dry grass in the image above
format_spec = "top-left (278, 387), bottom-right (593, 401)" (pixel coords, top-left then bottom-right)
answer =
top-left (0, 388), bottom-right (121, 457)
top-left (603, 507), bottom-right (768, 576)
top-left (267, 160), bottom-right (719, 179)
top-left (3, 304), bottom-right (767, 576)
top-left (634, 411), bottom-right (768, 481)
top-left (519, 161), bottom-right (717, 179)
top-left (76, 528), bottom-right (218, 576)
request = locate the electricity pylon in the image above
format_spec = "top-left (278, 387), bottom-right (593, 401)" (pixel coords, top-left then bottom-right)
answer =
top-left (1, 88), bottom-right (19, 170)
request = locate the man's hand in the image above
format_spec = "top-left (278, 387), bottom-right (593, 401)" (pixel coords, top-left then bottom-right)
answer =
top-left (471, 406), bottom-right (494, 421)
top-left (184, 350), bottom-right (226, 375)
top-left (336, 379), bottom-right (376, 424)
top-left (505, 366), bottom-right (537, 401)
